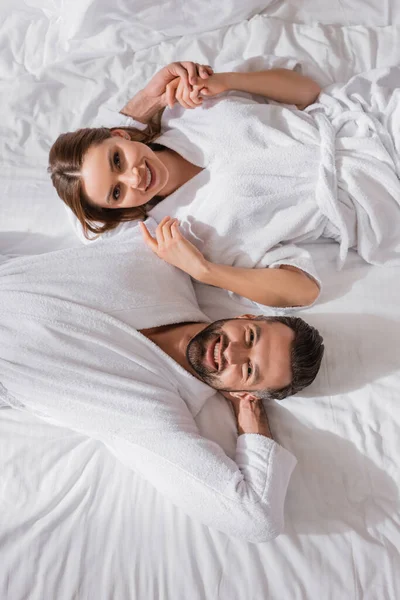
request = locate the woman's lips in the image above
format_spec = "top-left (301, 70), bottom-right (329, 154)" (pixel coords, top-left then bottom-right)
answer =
top-left (146, 160), bottom-right (156, 191)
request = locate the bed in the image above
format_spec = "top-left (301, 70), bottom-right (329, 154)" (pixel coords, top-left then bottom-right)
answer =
top-left (1, 1), bottom-right (400, 598)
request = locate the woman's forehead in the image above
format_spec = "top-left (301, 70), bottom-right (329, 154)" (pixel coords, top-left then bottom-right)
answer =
top-left (81, 141), bottom-right (112, 202)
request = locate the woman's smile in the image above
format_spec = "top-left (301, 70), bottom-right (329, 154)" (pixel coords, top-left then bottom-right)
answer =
top-left (81, 135), bottom-right (170, 209)
top-left (145, 159), bottom-right (157, 191)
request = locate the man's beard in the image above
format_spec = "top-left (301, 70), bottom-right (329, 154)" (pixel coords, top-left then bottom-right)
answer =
top-left (186, 319), bottom-right (229, 389)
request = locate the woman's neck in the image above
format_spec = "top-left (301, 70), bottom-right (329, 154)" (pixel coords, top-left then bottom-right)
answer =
top-left (157, 149), bottom-right (202, 196)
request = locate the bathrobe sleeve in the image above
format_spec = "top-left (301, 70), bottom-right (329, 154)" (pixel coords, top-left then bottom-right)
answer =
top-left (105, 398), bottom-right (297, 544)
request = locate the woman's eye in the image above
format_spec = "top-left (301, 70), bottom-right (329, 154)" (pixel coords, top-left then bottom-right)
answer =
top-left (250, 330), bottom-right (255, 344)
top-left (113, 151), bottom-right (121, 169)
top-left (112, 185), bottom-right (121, 202)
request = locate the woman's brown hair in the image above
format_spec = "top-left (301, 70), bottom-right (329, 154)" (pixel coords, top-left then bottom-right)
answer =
top-left (48, 116), bottom-right (162, 239)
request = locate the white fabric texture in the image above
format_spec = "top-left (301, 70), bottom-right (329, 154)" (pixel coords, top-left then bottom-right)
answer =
top-left (0, 228), bottom-right (296, 542)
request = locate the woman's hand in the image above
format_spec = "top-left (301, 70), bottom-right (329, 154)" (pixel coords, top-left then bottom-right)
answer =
top-left (169, 72), bottom-right (228, 109)
top-left (140, 216), bottom-right (209, 279)
top-left (191, 72), bottom-right (230, 99)
top-left (145, 62), bottom-right (213, 109)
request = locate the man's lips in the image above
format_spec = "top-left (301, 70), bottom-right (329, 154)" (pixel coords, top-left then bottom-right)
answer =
top-left (205, 336), bottom-right (220, 372)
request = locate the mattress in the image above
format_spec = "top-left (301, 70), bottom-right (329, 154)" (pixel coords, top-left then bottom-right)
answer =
top-left (1, 1), bottom-right (400, 599)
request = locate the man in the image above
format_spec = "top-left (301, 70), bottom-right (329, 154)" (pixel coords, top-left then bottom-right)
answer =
top-left (0, 221), bottom-right (323, 542)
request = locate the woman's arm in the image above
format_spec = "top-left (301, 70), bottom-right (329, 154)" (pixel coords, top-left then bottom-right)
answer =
top-left (120, 62), bottom-right (212, 124)
top-left (194, 69), bottom-right (321, 110)
top-left (140, 217), bottom-right (320, 308)
top-left (196, 262), bottom-right (319, 308)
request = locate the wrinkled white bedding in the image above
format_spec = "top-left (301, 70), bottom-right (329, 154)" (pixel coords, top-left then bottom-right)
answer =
top-left (1, 1), bottom-right (400, 599)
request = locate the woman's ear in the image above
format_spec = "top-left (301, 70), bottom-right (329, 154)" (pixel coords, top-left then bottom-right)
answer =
top-left (110, 128), bottom-right (130, 140)
top-left (237, 313), bottom-right (257, 320)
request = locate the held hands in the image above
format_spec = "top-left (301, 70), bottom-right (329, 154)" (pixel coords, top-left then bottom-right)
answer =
top-left (140, 216), bottom-right (209, 280)
top-left (144, 62), bottom-right (213, 110)
top-left (170, 72), bottom-right (229, 108)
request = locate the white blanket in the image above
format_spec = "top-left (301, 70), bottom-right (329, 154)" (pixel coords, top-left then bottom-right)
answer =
top-left (0, 227), bottom-right (296, 542)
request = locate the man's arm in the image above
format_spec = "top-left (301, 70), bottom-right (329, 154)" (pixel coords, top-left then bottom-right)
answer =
top-left (106, 393), bottom-right (296, 543)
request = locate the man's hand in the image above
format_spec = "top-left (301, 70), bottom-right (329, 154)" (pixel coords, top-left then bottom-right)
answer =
top-left (228, 395), bottom-right (273, 439)
top-left (140, 216), bottom-right (209, 280)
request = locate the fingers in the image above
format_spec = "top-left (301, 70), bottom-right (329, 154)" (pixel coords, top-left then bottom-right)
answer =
top-left (175, 79), bottom-right (198, 109)
top-left (165, 78), bottom-right (180, 109)
top-left (139, 222), bottom-right (158, 251)
top-left (199, 64), bottom-right (213, 79)
top-left (183, 61), bottom-right (200, 86)
top-left (166, 62), bottom-right (213, 109)
top-left (161, 217), bottom-right (178, 242)
top-left (155, 216), bottom-right (171, 244)
top-left (171, 63), bottom-right (190, 88)
top-left (171, 220), bottom-right (182, 238)
top-left (189, 86), bottom-right (204, 105)
top-left (154, 216), bottom-right (178, 245)
top-left (180, 62), bottom-right (212, 85)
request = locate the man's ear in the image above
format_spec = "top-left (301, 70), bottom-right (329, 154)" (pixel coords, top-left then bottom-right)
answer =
top-left (110, 128), bottom-right (130, 140)
top-left (237, 313), bottom-right (257, 320)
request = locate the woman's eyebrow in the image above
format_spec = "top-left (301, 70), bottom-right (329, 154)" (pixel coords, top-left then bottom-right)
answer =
top-left (106, 149), bottom-right (115, 205)
top-left (107, 147), bottom-right (114, 169)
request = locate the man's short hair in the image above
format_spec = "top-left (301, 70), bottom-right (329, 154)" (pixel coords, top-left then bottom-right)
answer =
top-left (255, 315), bottom-right (324, 401)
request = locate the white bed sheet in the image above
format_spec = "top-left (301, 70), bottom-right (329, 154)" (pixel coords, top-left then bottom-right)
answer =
top-left (264, 0), bottom-right (400, 26)
top-left (1, 1), bottom-right (400, 599)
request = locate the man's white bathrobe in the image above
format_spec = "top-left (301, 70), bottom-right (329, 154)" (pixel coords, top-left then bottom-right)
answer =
top-left (0, 221), bottom-right (296, 543)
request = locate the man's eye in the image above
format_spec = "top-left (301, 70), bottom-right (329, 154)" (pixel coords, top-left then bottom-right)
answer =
top-left (113, 151), bottom-right (121, 169)
top-left (247, 362), bottom-right (253, 377)
top-left (112, 185), bottom-right (121, 201)
top-left (250, 330), bottom-right (255, 344)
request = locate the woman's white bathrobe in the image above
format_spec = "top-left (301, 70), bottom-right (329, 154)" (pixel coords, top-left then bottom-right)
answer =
top-left (91, 64), bottom-right (400, 308)
top-left (0, 221), bottom-right (296, 543)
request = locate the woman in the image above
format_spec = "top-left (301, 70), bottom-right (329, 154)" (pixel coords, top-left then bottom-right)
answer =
top-left (49, 59), bottom-right (400, 309)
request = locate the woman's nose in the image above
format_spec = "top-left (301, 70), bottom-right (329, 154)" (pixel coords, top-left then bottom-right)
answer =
top-left (224, 342), bottom-right (247, 365)
top-left (121, 165), bottom-right (145, 189)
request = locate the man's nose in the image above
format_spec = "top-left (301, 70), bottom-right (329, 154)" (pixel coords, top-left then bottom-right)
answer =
top-left (224, 341), bottom-right (248, 365)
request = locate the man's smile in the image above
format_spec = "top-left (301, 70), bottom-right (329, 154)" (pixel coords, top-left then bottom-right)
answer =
top-left (204, 334), bottom-right (227, 373)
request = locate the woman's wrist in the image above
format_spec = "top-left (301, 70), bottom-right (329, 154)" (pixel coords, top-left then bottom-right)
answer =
top-left (121, 89), bottom-right (163, 124)
top-left (215, 72), bottom-right (233, 93)
top-left (193, 259), bottom-right (214, 283)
